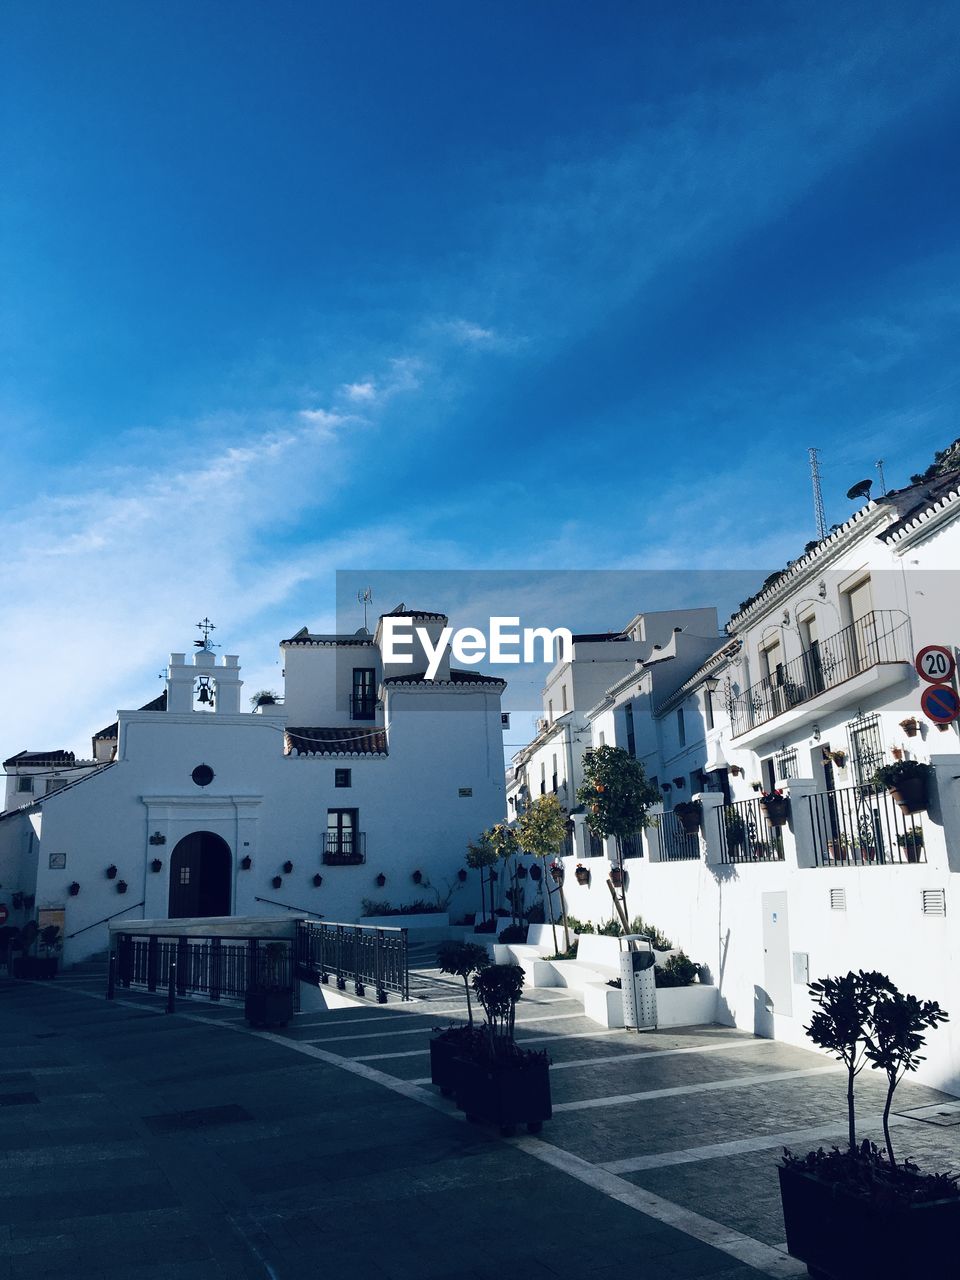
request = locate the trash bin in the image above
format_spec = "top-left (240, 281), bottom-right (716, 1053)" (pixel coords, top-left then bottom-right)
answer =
top-left (620, 935), bottom-right (657, 1029)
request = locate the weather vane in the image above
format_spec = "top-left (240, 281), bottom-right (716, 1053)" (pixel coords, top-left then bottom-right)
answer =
top-left (194, 617), bottom-right (219, 650)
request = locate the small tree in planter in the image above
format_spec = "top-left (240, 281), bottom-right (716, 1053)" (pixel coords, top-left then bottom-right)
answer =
top-left (872, 759), bottom-right (934, 815)
top-left (430, 941), bottom-right (491, 1096)
top-left (451, 963), bottom-right (551, 1136)
top-left (488, 823), bottom-right (522, 927)
top-left (576, 746), bottom-right (660, 931)
top-left (517, 795), bottom-right (568, 954)
top-left (779, 970), bottom-right (957, 1277)
top-left (466, 830), bottom-right (499, 929)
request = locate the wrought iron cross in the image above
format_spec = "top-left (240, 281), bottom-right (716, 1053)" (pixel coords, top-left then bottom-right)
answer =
top-left (195, 617), bottom-right (218, 650)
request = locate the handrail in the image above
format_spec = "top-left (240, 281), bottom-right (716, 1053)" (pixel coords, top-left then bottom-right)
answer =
top-left (66, 901), bottom-right (145, 939)
top-left (254, 896), bottom-right (323, 918)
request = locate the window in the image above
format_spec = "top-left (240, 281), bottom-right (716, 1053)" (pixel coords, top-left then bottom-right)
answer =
top-left (774, 748), bottom-right (798, 781)
top-left (842, 577), bottom-right (876, 672)
top-left (16, 776), bottom-right (33, 793)
top-left (849, 713), bottom-right (883, 786)
top-left (352, 668), bottom-right (376, 721)
top-left (540, 762), bottom-right (546, 795)
top-left (179, 866), bottom-right (190, 885)
top-left (551, 753), bottom-right (558, 792)
top-left (561, 684), bottom-right (568, 712)
top-left (677, 707), bottom-right (686, 747)
top-left (704, 687), bottom-right (715, 731)
top-left (625, 702), bottom-right (636, 757)
top-left (335, 768), bottom-right (352, 788)
top-left (325, 808), bottom-right (361, 860)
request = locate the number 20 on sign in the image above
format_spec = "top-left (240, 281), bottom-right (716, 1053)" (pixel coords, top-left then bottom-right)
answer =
top-left (915, 645), bottom-right (956, 684)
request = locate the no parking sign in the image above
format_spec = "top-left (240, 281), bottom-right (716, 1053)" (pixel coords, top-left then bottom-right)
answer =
top-left (921, 684), bottom-right (960, 725)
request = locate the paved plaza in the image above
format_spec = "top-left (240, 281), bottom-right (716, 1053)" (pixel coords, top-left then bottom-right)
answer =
top-left (2, 963), bottom-right (960, 1280)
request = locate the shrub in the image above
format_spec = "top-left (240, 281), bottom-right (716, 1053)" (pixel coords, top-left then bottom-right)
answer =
top-left (872, 760), bottom-right (934, 789)
top-left (655, 952), bottom-right (700, 987)
top-left (497, 923), bottom-right (528, 945)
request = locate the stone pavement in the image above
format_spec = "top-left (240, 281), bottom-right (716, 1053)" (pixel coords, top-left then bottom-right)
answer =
top-left (2, 970), bottom-right (960, 1280)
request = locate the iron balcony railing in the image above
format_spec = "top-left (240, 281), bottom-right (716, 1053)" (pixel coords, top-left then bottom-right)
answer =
top-left (806, 784), bottom-right (927, 867)
top-left (322, 831), bottom-right (366, 865)
top-left (730, 610), bottom-right (910, 736)
top-left (717, 798), bottom-right (786, 864)
top-left (658, 812), bottom-right (700, 862)
top-left (297, 920), bottom-right (409, 1002)
top-left (620, 831), bottom-right (644, 859)
top-left (350, 694), bottom-right (377, 721)
top-left (588, 831), bottom-right (604, 858)
top-left (109, 932), bottom-right (295, 1007)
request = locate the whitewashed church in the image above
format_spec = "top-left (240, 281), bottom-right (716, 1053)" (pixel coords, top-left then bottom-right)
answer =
top-left (0, 607), bottom-right (507, 963)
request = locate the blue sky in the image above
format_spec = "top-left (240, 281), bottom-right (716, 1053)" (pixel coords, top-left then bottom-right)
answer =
top-left (2, 1), bottom-right (959, 755)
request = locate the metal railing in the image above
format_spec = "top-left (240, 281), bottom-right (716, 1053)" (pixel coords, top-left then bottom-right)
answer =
top-left (620, 831), bottom-right (644, 859)
top-left (108, 931), bottom-right (295, 1009)
top-left (731, 610), bottom-right (910, 735)
top-left (717, 798), bottom-right (786, 863)
top-left (806, 784), bottom-right (927, 867)
top-left (321, 831), bottom-right (367, 864)
top-left (588, 831), bottom-right (604, 858)
top-left (65, 901), bottom-right (145, 940)
top-left (658, 812), bottom-right (701, 861)
top-left (349, 694), bottom-right (377, 721)
top-left (296, 920), bottom-right (409, 1002)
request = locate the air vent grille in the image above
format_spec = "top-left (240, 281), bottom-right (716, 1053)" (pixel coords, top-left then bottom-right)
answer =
top-left (922, 889), bottom-right (946, 918)
top-left (829, 888), bottom-right (846, 911)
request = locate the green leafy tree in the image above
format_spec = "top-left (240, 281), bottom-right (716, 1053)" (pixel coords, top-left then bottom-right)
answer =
top-left (805, 971), bottom-right (896, 1152)
top-left (517, 795), bottom-right (568, 952)
top-left (865, 991), bottom-right (949, 1166)
top-left (436, 941), bottom-right (490, 1027)
top-left (473, 963), bottom-right (525, 1057)
top-left (466, 831), bottom-right (498, 923)
top-left (576, 746), bottom-right (660, 927)
top-left (489, 823), bottom-right (522, 925)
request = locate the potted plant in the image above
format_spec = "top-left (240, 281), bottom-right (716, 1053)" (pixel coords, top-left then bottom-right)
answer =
top-left (760, 788), bottom-right (790, 827)
top-left (778, 971), bottom-right (956, 1278)
top-left (830, 749), bottom-right (847, 768)
top-left (673, 799), bottom-right (702, 836)
top-left (451, 963), bottom-right (551, 1136)
top-left (900, 717), bottom-right (919, 738)
top-left (430, 942), bottom-right (490, 1096)
top-left (897, 827), bottom-right (924, 863)
top-left (872, 760), bottom-right (934, 815)
top-left (245, 941), bottom-right (294, 1028)
top-left (723, 807), bottom-right (746, 855)
top-left (150, 858), bottom-right (163, 873)
top-left (574, 863), bottom-right (590, 885)
top-left (14, 922), bottom-right (60, 979)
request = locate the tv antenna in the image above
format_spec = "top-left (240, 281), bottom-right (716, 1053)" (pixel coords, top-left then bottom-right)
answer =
top-left (357, 588), bottom-right (373, 630)
top-left (876, 458), bottom-right (887, 495)
top-left (809, 447), bottom-right (827, 542)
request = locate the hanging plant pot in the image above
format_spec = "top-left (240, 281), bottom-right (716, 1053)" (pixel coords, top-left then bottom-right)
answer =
top-left (283, 860), bottom-right (294, 874)
top-left (68, 881), bottom-right (80, 897)
top-left (106, 865), bottom-right (118, 880)
top-left (936, 722), bottom-right (950, 733)
top-left (674, 802), bottom-right (702, 836)
top-left (375, 873), bottom-right (386, 888)
top-left (549, 863), bottom-right (564, 885)
top-left (608, 866), bottom-right (624, 889)
top-left (412, 869), bottom-right (423, 884)
top-left (900, 718), bottom-right (919, 738)
top-left (515, 864), bottom-right (528, 879)
top-left (148, 831), bottom-right (166, 846)
top-left (272, 876), bottom-right (283, 889)
top-left (529, 864), bottom-right (542, 882)
top-left (313, 873), bottom-right (323, 887)
top-left (761, 794), bottom-right (790, 827)
top-left (116, 880), bottom-right (128, 894)
top-left (574, 865), bottom-right (590, 886)
top-left (150, 858), bottom-right (163, 873)
top-left (240, 855), bottom-right (252, 870)
top-left (457, 867), bottom-right (468, 882)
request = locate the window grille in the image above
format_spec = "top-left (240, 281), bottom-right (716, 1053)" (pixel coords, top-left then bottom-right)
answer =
top-left (848, 713), bottom-right (884, 787)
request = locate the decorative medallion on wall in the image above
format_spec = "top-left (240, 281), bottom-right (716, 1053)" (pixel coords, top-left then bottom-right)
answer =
top-left (191, 764), bottom-right (214, 787)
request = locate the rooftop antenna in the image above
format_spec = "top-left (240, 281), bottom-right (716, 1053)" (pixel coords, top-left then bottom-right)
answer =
top-left (809, 447), bottom-right (827, 542)
top-left (876, 458), bottom-right (887, 495)
top-left (357, 588), bottom-right (373, 630)
top-left (194, 617), bottom-right (219, 651)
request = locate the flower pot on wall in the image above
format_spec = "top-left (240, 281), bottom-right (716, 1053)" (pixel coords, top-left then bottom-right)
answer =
top-left (574, 865), bottom-right (590, 886)
top-left (240, 856), bottom-right (252, 870)
top-left (900, 718), bottom-right (919, 738)
top-left (106, 865), bottom-right (117, 880)
top-left (890, 777), bottom-right (929, 814)
top-left (529, 864), bottom-right (542, 882)
top-left (272, 876), bottom-right (282, 889)
top-left (761, 795), bottom-right (790, 827)
top-left (116, 880), bottom-right (128, 894)
top-left (608, 866), bottom-right (624, 889)
top-left (150, 859), bottom-right (163, 873)
top-left (68, 882), bottom-right (80, 896)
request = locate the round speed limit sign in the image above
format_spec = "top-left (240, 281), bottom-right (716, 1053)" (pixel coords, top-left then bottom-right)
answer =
top-left (915, 645), bottom-right (956, 684)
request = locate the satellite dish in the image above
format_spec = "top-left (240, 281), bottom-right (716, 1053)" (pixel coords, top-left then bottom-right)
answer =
top-left (846, 479), bottom-right (873, 501)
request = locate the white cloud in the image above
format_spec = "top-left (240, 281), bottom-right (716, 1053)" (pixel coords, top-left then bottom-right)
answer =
top-left (341, 381), bottom-right (377, 403)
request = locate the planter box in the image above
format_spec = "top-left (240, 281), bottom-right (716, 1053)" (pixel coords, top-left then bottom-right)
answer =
top-left (453, 1053), bottom-right (552, 1136)
top-left (779, 1163), bottom-right (960, 1278)
top-left (655, 983), bottom-right (718, 1028)
top-left (13, 956), bottom-right (58, 980)
top-left (245, 987), bottom-right (294, 1028)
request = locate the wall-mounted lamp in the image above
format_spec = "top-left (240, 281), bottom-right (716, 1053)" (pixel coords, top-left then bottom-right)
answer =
top-left (812, 724), bottom-right (821, 742)
top-left (703, 676), bottom-right (721, 693)
top-left (818, 580), bottom-right (827, 599)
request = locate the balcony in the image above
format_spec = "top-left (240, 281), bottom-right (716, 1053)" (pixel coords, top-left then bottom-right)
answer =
top-left (806, 784), bottom-right (926, 867)
top-left (321, 832), bottom-right (367, 865)
top-left (730, 610), bottom-right (910, 740)
top-left (350, 695), bottom-right (377, 722)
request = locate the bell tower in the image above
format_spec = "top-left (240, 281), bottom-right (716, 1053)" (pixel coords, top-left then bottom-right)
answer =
top-left (165, 618), bottom-right (242, 714)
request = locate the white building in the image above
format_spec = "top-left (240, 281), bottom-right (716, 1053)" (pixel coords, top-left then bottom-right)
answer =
top-left (0, 605), bottom-right (507, 963)
top-left (518, 464), bottom-right (960, 1093)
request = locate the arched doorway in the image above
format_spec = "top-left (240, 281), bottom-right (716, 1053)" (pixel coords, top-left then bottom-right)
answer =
top-left (168, 831), bottom-right (232, 918)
